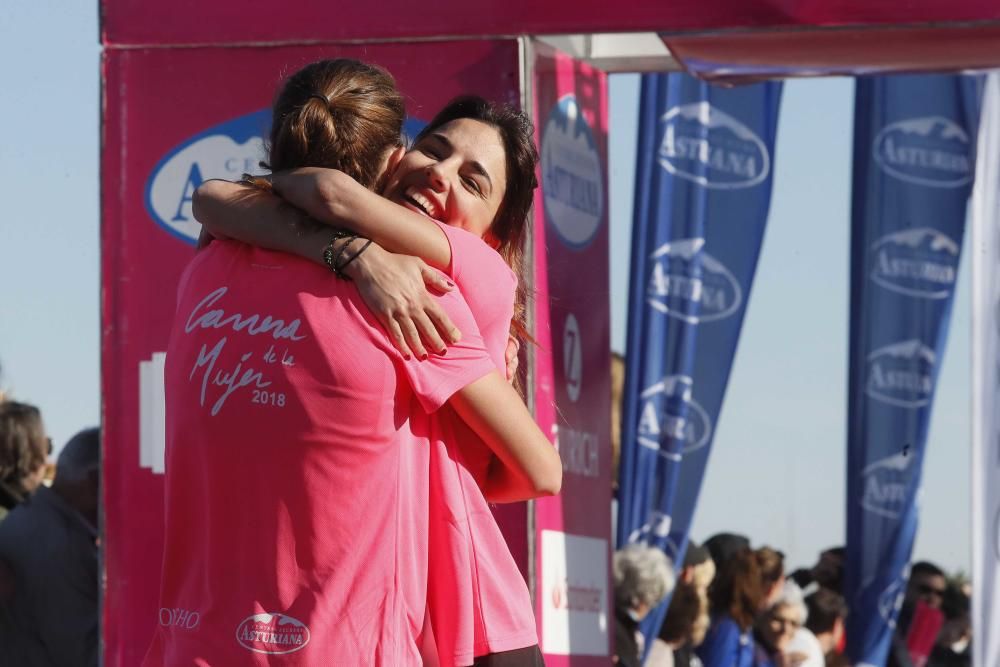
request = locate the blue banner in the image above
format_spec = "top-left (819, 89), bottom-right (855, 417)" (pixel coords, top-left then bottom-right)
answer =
top-left (845, 74), bottom-right (982, 667)
top-left (616, 73), bottom-right (782, 649)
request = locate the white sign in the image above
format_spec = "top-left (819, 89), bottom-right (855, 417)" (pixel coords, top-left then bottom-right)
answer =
top-left (139, 352), bottom-right (167, 474)
top-left (542, 95), bottom-right (604, 249)
top-left (541, 530), bottom-right (608, 656)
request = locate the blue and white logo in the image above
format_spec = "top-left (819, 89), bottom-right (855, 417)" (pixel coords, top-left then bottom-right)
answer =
top-left (861, 450), bottom-right (915, 520)
top-left (877, 575), bottom-right (907, 626)
top-left (542, 95), bottom-right (604, 249)
top-left (646, 238), bottom-right (742, 324)
top-left (870, 228), bottom-right (960, 300)
top-left (636, 375), bottom-right (713, 457)
top-left (146, 110), bottom-right (269, 245)
top-left (873, 116), bottom-right (974, 188)
top-left (866, 339), bottom-right (936, 409)
top-left (658, 102), bottom-right (770, 190)
top-left (626, 510), bottom-right (672, 545)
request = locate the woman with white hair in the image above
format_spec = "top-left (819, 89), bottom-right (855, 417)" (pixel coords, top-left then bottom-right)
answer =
top-left (754, 581), bottom-right (823, 667)
top-left (613, 544), bottom-right (675, 667)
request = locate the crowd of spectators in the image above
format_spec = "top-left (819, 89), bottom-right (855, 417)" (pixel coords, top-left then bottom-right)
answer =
top-left (0, 384), bottom-right (99, 666)
top-left (613, 534), bottom-right (972, 667)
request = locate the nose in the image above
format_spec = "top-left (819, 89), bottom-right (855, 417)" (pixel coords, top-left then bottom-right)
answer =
top-left (425, 162), bottom-right (448, 192)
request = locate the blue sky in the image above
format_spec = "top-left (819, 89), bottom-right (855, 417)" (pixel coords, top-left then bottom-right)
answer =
top-left (0, 0), bottom-right (971, 573)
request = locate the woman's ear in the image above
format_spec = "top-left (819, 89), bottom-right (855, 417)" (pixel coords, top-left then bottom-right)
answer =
top-left (387, 145), bottom-right (406, 173)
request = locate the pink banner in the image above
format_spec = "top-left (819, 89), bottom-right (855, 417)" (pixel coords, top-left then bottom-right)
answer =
top-left (101, 40), bottom-right (520, 666)
top-left (529, 44), bottom-right (613, 665)
top-left (101, 0), bottom-right (1000, 49)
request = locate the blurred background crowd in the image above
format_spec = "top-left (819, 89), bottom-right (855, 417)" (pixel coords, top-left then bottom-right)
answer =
top-left (612, 537), bottom-right (970, 667)
top-left (0, 362), bottom-right (100, 666)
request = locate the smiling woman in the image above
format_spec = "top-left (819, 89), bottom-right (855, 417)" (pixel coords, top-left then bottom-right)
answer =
top-left (181, 74), bottom-right (551, 667)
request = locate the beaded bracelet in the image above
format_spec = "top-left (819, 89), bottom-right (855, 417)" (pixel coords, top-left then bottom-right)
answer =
top-left (322, 231), bottom-right (357, 279)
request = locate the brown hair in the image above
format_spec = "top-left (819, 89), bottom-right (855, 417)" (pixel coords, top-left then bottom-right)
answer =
top-left (660, 578), bottom-right (702, 645)
top-left (756, 546), bottom-right (785, 590)
top-left (709, 547), bottom-right (766, 630)
top-left (412, 96), bottom-right (539, 342)
top-left (0, 402), bottom-right (47, 497)
top-left (265, 59), bottom-right (405, 189)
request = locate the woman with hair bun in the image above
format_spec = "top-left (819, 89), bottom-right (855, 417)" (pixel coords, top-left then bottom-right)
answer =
top-left (149, 59), bottom-right (555, 666)
top-left (195, 68), bottom-right (549, 667)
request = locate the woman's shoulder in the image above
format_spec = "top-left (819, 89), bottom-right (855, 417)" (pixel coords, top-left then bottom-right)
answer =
top-left (435, 221), bottom-right (515, 284)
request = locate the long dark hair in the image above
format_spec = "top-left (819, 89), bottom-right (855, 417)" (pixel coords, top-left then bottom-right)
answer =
top-left (0, 401), bottom-right (47, 505)
top-left (413, 96), bottom-right (539, 342)
top-left (709, 547), bottom-right (766, 630)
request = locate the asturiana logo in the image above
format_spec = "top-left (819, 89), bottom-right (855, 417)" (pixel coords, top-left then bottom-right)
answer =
top-left (235, 612), bottom-right (310, 655)
top-left (636, 375), bottom-right (713, 458)
top-left (626, 510), bottom-right (673, 545)
top-left (870, 228), bottom-right (960, 300)
top-left (146, 110), bottom-right (270, 245)
top-left (873, 116), bottom-right (974, 188)
top-left (866, 340), bottom-right (936, 409)
top-left (542, 94), bottom-right (605, 249)
top-left (647, 238), bottom-right (742, 324)
top-left (861, 451), bottom-right (914, 520)
top-left (658, 102), bottom-right (770, 189)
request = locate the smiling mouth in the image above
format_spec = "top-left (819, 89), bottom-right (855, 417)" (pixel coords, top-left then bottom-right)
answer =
top-left (403, 187), bottom-right (443, 220)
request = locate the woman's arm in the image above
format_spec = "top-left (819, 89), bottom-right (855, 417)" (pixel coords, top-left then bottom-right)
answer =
top-left (448, 372), bottom-right (562, 503)
top-left (192, 180), bottom-right (459, 358)
top-left (193, 180), bottom-right (329, 262)
top-left (271, 168), bottom-right (452, 270)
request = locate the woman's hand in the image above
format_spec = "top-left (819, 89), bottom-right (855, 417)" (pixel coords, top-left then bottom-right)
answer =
top-left (505, 335), bottom-right (520, 383)
top-left (343, 243), bottom-right (461, 359)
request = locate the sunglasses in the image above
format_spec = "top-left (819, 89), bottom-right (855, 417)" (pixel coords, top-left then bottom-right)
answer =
top-left (917, 583), bottom-right (946, 598)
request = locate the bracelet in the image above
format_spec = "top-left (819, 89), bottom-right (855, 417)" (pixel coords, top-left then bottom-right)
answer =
top-left (322, 230), bottom-right (357, 277)
top-left (331, 235), bottom-right (358, 277)
top-left (337, 239), bottom-right (373, 277)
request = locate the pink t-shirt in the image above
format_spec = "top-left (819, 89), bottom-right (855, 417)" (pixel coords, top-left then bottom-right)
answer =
top-left (428, 223), bottom-right (538, 666)
top-left (144, 241), bottom-right (494, 667)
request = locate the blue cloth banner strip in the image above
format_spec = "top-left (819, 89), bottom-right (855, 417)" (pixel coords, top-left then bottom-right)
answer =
top-left (616, 72), bottom-right (782, 654)
top-left (845, 73), bottom-right (982, 667)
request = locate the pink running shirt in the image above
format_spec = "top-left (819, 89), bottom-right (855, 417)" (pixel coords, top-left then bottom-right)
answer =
top-left (428, 222), bottom-right (539, 666)
top-left (144, 241), bottom-right (494, 667)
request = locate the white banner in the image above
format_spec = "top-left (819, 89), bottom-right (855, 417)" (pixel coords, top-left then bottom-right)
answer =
top-left (971, 71), bottom-right (1000, 667)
